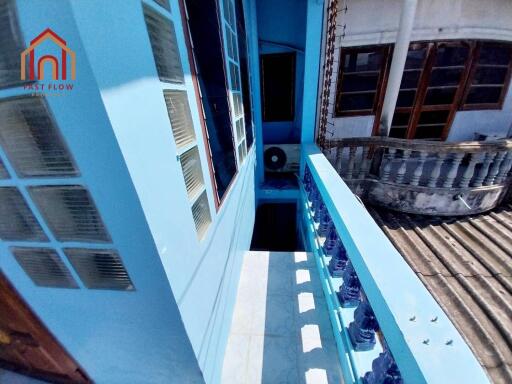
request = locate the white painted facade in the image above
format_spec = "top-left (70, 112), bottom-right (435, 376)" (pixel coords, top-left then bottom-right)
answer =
top-left (319, 0), bottom-right (512, 141)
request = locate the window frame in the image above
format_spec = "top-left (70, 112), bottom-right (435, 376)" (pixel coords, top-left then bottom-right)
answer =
top-left (335, 40), bottom-right (512, 141)
top-left (460, 41), bottom-right (512, 111)
top-left (334, 44), bottom-right (392, 117)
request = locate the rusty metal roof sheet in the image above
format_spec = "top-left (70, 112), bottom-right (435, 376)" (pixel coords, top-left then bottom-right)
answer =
top-left (367, 204), bottom-right (512, 384)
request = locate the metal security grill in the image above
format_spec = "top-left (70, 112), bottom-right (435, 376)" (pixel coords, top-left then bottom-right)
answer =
top-left (143, 5), bottom-right (184, 84)
top-left (0, 0), bottom-right (25, 87)
top-left (0, 187), bottom-right (47, 241)
top-left (191, 191), bottom-right (211, 239)
top-left (180, 147), bottom-right (205, 200)
top-left (0, 158), bottom-right (8, 178)
top-left (164, 90), bottom-right (196, 148)
top-left (29, 185), bottom-right (111, 243)
top-left (65, 248), bottom-right (134, 290)
top-left (12, 247), bottom-right (78, 288)
top-left (153, 0), bottom-right (170, 11)
top-left (0, 97), bottom-right (79, 177)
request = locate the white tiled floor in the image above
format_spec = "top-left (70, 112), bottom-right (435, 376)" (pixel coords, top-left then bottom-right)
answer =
top-left (222, 251), bottom-right (343, 384)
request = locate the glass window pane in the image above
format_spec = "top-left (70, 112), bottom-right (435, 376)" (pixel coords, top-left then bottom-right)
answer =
top-left (404, 47), bottom-right (427, 69)
top-left (389, 127), bottom-right (407, 138)
top-left (342, 73), bottom-right (379, 92)
top-left (185, 0), bottom-right (237, 200)
top-left (478, 43), bottom-right (512, 66)
top-left (424, 87), bottom-right (457, 105)
top-left (65, 248), bottom-right (134, 290)
top-left (473, 67), bottom-right (508, 85)
top-left (400, 70), bottom-right (421, 89)
top-left (339, 92), bottom-right (376, 111)
top-left (191, 191), bottom-right (211, 239)
top-left (344, 50), bottom-right (383, 72)
top-left (434, 45), bottom-right (469, 67)
top-left (0, 0), bottom-right (26, 87)
top-left (0, 187), bottom-right (47, 241)
top-left (164, 90), bottom-right (196, 148)
top-left (429, 68), bottom-right (463, 86)
top-left (466, 86), bottom-right (503, 104)
top-left (396, 90), bottom-right (416, 108)
top-left (414, 125), bottom-right (444, 140)
top-left (12, 247), bottom-right (78, 288)
top-left (29, 185), bottom-right (111, 243)
top-left (180, 147), bottom-right (205, 200)
top-left (391, 112), bottom-right (411, 127)
top-left (143, 5), bottom-right (184, 84)
top-left (418, 110), bottom-right (450, 125)
top-left (0, 97), bottom-right (78, 178)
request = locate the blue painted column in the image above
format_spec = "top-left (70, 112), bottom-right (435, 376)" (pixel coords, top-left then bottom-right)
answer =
top-left (246, 0), bottom-right (265, 185)
top-left (300, 0), bottom-right (324, 144)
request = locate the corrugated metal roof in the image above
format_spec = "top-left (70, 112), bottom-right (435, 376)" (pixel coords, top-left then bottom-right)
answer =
top-left (367, 204), bottom-right (512, 384)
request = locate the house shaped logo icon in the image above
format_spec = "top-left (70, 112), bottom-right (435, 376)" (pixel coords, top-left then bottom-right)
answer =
top-left (21, 28), bottom-right (76, 81)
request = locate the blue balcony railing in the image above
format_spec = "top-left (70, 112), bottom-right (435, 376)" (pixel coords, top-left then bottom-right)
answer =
top-left (299, 143), bottom-right (489, 384)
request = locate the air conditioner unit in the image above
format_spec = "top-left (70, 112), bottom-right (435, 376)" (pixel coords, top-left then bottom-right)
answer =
top-left (263, 144), bottom-right (300, 173)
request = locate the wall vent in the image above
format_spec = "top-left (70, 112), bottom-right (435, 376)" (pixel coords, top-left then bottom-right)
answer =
top-left (192, 191), bottom-right (211, 239)
top-left (12, 247), bottom-right (78, 288)
top-left (164, 90), bottom-right (196, 148)
top-left (0, 187), bottom-right (47, 241)
top-left (180, 147), bottom-right (205, 200)
top-left (0, 97), bottom-right (79, 178)
top-left (143, 5), bottom-right (184, 84)
top-left (29, 185), bottom-right (111, 243)
top-left (65, 248), bottom-right (134, 290)
top-left (0, 0), bottom-right (25, 87)
top-left (0, 158), bottom-right (8, 178)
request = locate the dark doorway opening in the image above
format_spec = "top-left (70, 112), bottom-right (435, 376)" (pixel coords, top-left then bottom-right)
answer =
top-left (251, 203), bottom-right (303, 251)
top-left (260, 53), bottom-right (296, 122)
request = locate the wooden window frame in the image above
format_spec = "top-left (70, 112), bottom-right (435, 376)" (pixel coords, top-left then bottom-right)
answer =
top-left (334, 45), bottom-right (392, 117)
top-left (405, 40), bottom-right (475, 140)
top-left (334, 40), bottom-right (512, 141)
top-left (460, 41), bottom-right (512, 111)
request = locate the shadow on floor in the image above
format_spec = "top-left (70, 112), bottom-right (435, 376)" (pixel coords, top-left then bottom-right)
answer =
top-left (222, 251), bottom-right (343, 384)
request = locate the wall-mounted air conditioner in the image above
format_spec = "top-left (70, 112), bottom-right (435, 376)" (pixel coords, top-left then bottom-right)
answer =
top-left (263, 144), bottom-right (300, 173)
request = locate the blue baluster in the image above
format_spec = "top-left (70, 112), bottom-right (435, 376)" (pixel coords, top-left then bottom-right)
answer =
top-left (311, 187), bottom-right (321, 212)
top-left (308, 184), bottom-right (318, 204)
top-left (363, 350), bottom-right (403, 384)
top-left (318, 209), bottom-right (331, 236)
top-left (328, 244), bottom-right (348, 277)
top-left (348, 300), bottom-right (379, 351)
top-left (337, 262), bottom-right (361, 308)
top-left (314, 201), bottom-right (326, 223)
top-left (303, 167), bottom-right (312, 192)
top-left (323, 224), bottom-right (338, 255)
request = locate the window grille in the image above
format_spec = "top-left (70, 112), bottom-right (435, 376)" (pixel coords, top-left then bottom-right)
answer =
top-left (29, 185), bottom-right (111, 243)
top-left (0, 0), bottom-right (26, 87)
top-left (143, 5), bottom-right (184, 84)
top-left (65, 248), bottom-right (134, 290)
top-left (12, 247), bottom-right (78, 288)
top-left (191, 191), bottom-right (211, 239)
top-left (0, 187), bottom-right (47, 241)
top-left (0, 97), bottom-right (79, 177)
top-left (164, 90), bottom-right (196, 148)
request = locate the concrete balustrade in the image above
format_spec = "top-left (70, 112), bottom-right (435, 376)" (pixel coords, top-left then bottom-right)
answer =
top-left (323, 137), bottom-right (512, 216)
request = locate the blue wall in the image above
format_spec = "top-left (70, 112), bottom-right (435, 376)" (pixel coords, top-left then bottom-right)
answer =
top-left (0, 1), bottom-right (204, 383)
top-left (70, 1), bottom-right (257, 383)
top-left (257, 0), bottom-right (307, 145)
top-left (0, 1), bottom-right (257, 383)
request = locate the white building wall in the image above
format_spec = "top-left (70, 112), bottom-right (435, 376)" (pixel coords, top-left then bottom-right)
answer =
top-left (322, 0), bottom-right (512, 141)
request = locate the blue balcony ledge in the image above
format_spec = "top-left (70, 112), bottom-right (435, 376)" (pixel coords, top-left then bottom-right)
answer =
top-left (299, 143), bottom-right (489, 384)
